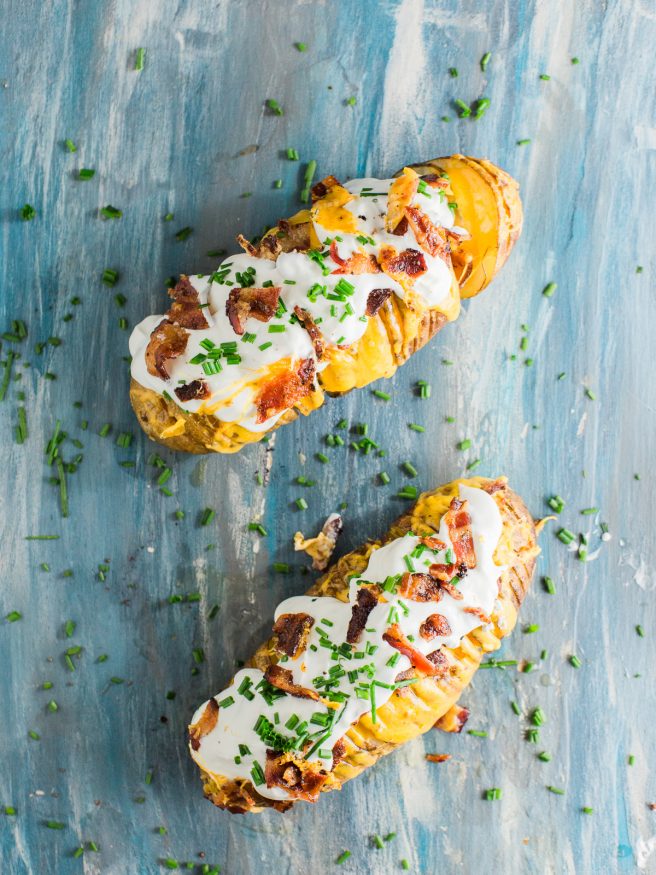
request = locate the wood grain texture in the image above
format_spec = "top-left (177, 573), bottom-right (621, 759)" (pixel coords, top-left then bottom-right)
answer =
top-left (1, 1), bottom-right (654, 873)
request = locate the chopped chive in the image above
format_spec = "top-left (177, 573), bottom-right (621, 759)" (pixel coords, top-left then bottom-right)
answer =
top-left (265, 98), bottom-right (283, 116)
top-left (78, 168), bottom-right (95, 180)
top-left (295, 42), bottom-right (307, 52)
top-left (449, 67), bottom-right (458, 78)
top-left (402, 461), bottom-right (418, 478)
top-left (516, 138), bottom-right (531, 146)
top-left (542, 282), bottom-right (557, 298)
top-left (286, 148), bottom-right (299, 161)
top-left (467, 729), bottom-right (488, 738)
top-left (102, 269), bottom-right (119, 286)
top-left (569, 654), bottom-right (582, 668)
top-left (636, 625), bottom-right (645, 637)
top-left (454, 98), bottom-right (471, 118)
top-left (582, 806), bottom-right (594, 814)
top-left (45, 820), bottom-right (65, 829)
top-left (379, 471), bottom-right (390, 485)
top-left (546, 786), bottom-right (565, 795)
top-left (21, 204), bottom-right (36, 221)
top-left (457, 438), bottom-right (471, 451)
top-left (200, 508), bottom-right (215, 526)
top-left (175, 227), bottom-right (193, 242)
top-left (524, 623), bottom-right (539, 634)
top-left (5, 611), bottom-right (22, 622)
top-left (134, 47), bottom-right (146, 71)
top-left (100, 205), bottom-right (122, 219)
top-left (408, 423), bottom-right (425, 433)
top-left (64, 139), bottom-right (77, 153)
top-left (484, 788), bottom-right (502, 800)
top-left (480, 52), bottom-right (491, 71)
top-left (336, 851), bottom-right (351, 865)
top-left (295, 497), bottom-right (308, 511)
top-left (510, 700), bottom-right (520, 716)
top-left (585, 388), bottom-right (596, 400)
top-left (373, 389), bottom-right (391, 401)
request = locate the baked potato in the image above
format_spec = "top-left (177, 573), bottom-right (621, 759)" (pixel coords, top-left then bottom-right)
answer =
top-left (188, 475), bottom-right (538, 813)
top-left (129, 156), bottom-right (522, 453)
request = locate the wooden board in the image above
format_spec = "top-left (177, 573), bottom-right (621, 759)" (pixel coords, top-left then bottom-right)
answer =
top-left (1, 0), bottom-right (654, 872)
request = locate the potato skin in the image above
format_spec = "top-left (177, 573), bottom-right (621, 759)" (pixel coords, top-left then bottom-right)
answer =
top-left (195, 476), bottom-right (538, 813)
top-left (130, 155), bottom-right (522, 454)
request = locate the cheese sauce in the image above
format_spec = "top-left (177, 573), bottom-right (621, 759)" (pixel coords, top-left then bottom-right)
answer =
top-left (129, 175), bottom-right (456, 432)
top-left (190, 484), bottom-right (504, 802)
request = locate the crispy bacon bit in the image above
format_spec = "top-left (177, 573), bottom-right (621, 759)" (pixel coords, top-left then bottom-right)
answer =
top-left (293, 513), bottom-right (343, 571)
top-left (463, 606), bottom-right (492, 625)
top-left (264, 665), bottom-right (320, 700)
top-left (236, 232), bottom-right (282, 261)
top-left (419, 613), bottom-right (452, 640)
top-left (346, 588), bottom-right (379, 644)
top-left (419, 535), bottom-right (447, 552)
top-left (391, 216), bottom-right (408, 236)
top-left (405, 206), bottom-right (451, 262)
top-left (425, 753), bottom-right (451, 763)
top-left (145, 319), bottom-right (189, 380)
top-left (378, 245), bottom-right (427, 282)
top-left (255, 357), bottom-right (316, 424)
top-left (420, 173), bottom-right (450, 191)
top-left (272, 612), bottom-right (315, 659)
top-left (311, 174), bottom-right (342, 201)
top-left (436, 580), bottom-right (464, 601)
top-left (264, 750), bottom-right (328, 801)
top-left (365, 288), bottom-right (392, 317)
top-left (331, 251), bottom-right (381, 275)
top-left (188, 698), bottom-right (219, 751)
top-left (329, 240), bottom-right (346, 266)
top-left (444, 498), bottom-right (477, 569)
top-left (383, 624), bottom-right (441, 676)
top-left (293, 306), bottom-right (324, 359)
top-left (434, 705), bottom-right (469, 733)
top-left (226, 286), bottom-right (281, 336)
top-left (386, 167), bottom-right (419, 232)
top-left (398, 573), bottom-right (443, 602)
top-left (166, 276), bottom-right (210, 330)
top-left (174, 379), bottom-right (210, 402)
top-left (332, 738), bottom-right (346, 769)
top-left (426, 648), bottom-right (450, 677)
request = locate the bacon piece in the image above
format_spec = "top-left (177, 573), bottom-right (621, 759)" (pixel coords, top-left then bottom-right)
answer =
top-left (444, 498), bottom-right (477, 569)
top-left (331, 252), bottom-right (381, 275)
top-left (166, 276), bottom-right (210, 330)
top-left (434, 705), bottom-right (469, 733)
top-left (365, 288), bottom-right (392, 317)
top-left (264, 665), bottom-right (320, 701)
top-left (419, 613), bottom-right (452, 640)
top-left (332, 738), bottom-right (346, 769)
top-left (398, 573), bottom-right (443, 602)
top-left (378, 245), bottom-right (427, 284)
top-left (236, 232), bottom-right (282, 261)
top-left (294, 513), bottom-right (343, 571)
top-left (346, 588), bottom-right (379, 644)
top-left (436, 580), bottom-right (464, 601)
top-left (329, 240), bottom-right (346, 266)
top-left (264, 751), bottom-right (328, 802)
top-left (311, 175), bottom-right (342, 201)
top-left (383, 624), bottom-right (441, 676)
top-left (145, 319), bottom-right (189, 380)
top-left (174, 379), bottom-right (211, 403)
top-left (226, 286), bottom-right (281, 336)
top-left (426, 648), bottom-right (450, 677)
top-left (255, 357), bottom-right (316, 424)
top-left (420, 173), bottom-right (450, 191)
top-left (463, 606), bottom-right (492, 625)
top-left (405, 206), bottom-right (451, 262)
top-left (188, 698), bottom-right (219, 751)
top-left (272, 612), bottom-right (315, 659)
top-left (419, 535), bottom-right (447, 552)
top-left (426, 753), bottom-right (451, 763)
top-left (293, 306), bottom-right (324, 359)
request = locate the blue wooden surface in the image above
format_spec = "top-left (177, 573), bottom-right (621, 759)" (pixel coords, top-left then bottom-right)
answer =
top-left (1, 1), bottom-right (655, 872)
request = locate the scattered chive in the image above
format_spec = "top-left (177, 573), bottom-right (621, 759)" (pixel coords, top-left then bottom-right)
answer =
top-left (336, 851), bottom-right (351, 865)
top-left (542, 282), bottom-right (557, 298)
top-left (480, 51), bottom-right (491, 71)
top-left (21, 204), bottom-right (36, 221)
top-left (134, 48), bottom-right (145, 71)
top-left (569, 654), bottom-right (582, 668)
top-left (265, 98), bottom-right (283, 116)
top-left (200, 508), bottom-right (215, 526)
top-left (547, 786), bottom-right (565, 795)
top-left (78, 168), bottom-right (95, 180)
top-left (516, 139), bottom-right (531, 146)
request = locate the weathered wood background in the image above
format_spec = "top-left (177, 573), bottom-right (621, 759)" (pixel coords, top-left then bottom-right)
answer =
top-left (1, 0), bottom-right (655, 872)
